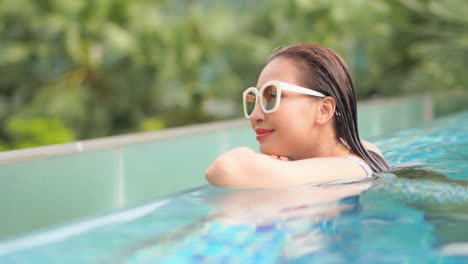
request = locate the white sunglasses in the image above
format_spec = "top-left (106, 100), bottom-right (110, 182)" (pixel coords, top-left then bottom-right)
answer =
top-left (242, 80), bottom-right (326, 119)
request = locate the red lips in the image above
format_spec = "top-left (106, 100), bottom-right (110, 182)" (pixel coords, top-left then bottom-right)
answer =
top-left (255, 128), bottom-right (275, 141)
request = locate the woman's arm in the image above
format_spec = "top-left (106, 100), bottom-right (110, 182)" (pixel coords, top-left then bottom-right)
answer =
top-left (205, 147), bottom-right (368, 188)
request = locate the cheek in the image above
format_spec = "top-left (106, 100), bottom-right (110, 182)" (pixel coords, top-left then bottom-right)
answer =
top-left (282, 107), bottom-right (314, 139)
top-left (281, 103), bottom-right (315, 130)
top-left (275, 112), bottom-right (313, 141)
top-left (283, 121), bottom-right (312, 143)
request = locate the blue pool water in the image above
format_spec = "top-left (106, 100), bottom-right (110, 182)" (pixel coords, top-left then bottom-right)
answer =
top-left (1, 111), bottom-right (468, 263)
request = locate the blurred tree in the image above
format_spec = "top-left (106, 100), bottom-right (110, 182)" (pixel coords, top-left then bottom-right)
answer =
top-left (4, 117), bottom-right (74, 150)
top-left (0, 0), bottom-right (466, 150)
top-left (139, 117), bottom-right (165, 132)
top-left (396, 0), bottom-right (468, 94)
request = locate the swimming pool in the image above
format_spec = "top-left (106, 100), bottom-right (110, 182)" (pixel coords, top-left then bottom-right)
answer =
top-left (0, 111), bottom-right (467, 263)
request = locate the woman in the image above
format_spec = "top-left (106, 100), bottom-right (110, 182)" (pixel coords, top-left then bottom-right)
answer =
top-left (206, 44), bottom-right (390, 188)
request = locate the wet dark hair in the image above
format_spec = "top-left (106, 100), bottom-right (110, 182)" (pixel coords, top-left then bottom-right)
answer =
top-left (268, 43), bottom-right (390, 173)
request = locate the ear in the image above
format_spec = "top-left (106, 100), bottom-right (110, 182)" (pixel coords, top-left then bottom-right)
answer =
top-left (316, 97), bottom-right (336, 125)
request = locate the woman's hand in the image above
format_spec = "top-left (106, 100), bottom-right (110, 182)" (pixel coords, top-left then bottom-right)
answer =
top-left (269, 155), bottom-right (291, 161)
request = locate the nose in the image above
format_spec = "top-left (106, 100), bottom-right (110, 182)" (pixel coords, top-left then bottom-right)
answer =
top-left (249, 102), bottom-right (265, 125)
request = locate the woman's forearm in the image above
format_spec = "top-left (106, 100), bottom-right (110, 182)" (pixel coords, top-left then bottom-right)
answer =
top-left (206, 147), bottom-right (301, 188)
top-left (205, 147), bottom-right (256, 188)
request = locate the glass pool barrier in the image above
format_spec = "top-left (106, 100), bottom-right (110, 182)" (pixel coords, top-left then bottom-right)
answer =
top-left (1, 109), bottom-right (467, 262)
top-left (0, 96), bottom-right (433, 240)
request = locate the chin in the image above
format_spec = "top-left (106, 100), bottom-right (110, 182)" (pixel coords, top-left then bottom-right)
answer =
top-left (259, 143), bottom-right (288, 157)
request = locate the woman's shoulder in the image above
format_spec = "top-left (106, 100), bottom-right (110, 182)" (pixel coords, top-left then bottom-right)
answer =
top-left (344, 155), bottom-right (373, 178)
top-left (361, 140), bottom-right (384, 158)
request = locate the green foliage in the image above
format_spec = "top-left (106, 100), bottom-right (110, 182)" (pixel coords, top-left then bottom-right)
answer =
top-left (4, 118), bottom-right (75, 150)
top-left (0, 0), bottom-right (467, 150)
top-left (139, 117), bottom-right (165, 132)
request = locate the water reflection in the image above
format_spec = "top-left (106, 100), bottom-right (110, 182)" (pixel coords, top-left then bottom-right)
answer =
top-left (135, 181), bottom-right (372, 263)
top-left (207, 182), bottom-right (370, 226)
top-left (380, 168), bottom-right (468, 257)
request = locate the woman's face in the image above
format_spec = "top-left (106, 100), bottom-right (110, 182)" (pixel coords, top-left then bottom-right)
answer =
top-left (250, 57), bottom-right (322, 159)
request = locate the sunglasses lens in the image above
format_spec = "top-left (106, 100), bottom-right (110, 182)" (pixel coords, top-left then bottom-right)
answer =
top-left (244, 90), bottom-right (257, 117)
top-left (262, 84), bottom-right (278, 111)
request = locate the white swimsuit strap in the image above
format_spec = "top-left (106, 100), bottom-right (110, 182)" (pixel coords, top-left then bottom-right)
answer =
top-left (345, 156), bottom-right (374, 178)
